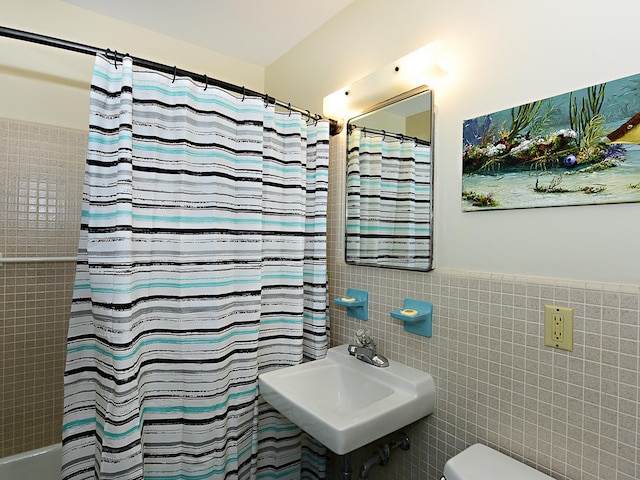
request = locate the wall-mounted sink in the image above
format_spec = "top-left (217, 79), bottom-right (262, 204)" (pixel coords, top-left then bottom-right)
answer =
top-left (258, 344), bottom-right (436, 455)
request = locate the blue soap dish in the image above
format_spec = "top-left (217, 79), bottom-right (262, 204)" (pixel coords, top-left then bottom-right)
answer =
top-left (390, 298), bottom-right (433, 337)
top-left (334, 288), bottom-right (368, 321)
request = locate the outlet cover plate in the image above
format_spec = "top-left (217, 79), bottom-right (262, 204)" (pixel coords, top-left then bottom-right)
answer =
top-left (544, 305), bottom-right (573, 351)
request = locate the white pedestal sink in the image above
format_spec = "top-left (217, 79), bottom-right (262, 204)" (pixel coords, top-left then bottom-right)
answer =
top-left (258, 344), bottom-right (436, 455)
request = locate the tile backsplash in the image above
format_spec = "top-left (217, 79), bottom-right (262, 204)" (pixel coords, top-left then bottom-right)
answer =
top-left (327, 135), bottom-right (639, 479)
top-left (0, 118), bottom-right (86, 457)
top-left (1, 121), bottom-right (638, 480)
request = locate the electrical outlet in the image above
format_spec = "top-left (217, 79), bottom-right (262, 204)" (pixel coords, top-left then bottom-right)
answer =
top-left (544, 305), bottom-right (573, 351)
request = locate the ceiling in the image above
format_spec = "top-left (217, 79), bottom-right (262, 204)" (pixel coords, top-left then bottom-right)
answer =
top-left (63, 0), bottom-right (355, 67)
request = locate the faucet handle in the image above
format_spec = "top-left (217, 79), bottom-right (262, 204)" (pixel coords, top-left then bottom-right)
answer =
top-left (355, 327), bottom-right (373, 347)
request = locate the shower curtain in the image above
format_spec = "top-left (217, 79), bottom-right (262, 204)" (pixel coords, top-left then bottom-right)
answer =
top-left (346, 128), bottom-right (431, 269)
top-left (62, 55), bottom-right (328, 480)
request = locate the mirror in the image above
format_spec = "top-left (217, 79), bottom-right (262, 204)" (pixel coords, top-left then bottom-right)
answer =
top-left (345, 87), bottom-right (434, 271)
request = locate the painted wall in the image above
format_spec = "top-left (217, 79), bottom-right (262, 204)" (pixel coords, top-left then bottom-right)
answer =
top-left (266, 0), bottom-right (640, 286)
top-left (0, 0), bottom-right (264, 130)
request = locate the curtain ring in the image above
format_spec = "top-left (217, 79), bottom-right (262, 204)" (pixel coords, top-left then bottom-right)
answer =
top-left (306, 110), bottom-right (311, 122)
top-left (381, 130), bottom-right (386, 140)
top-left (264, 95), bottom-right (269, 108)
top-left (172, 66), bottom-right (177, 83)
top-left (314, 114), bottom-right (319, 126)
top-left (287, 103), bottom-right (291, 116)
top-left (241, 86), bottom-right (245, 101)
top-left (203, 74), bottom-right (208, 91)
top-left (114, 50), bottom-right (118, 69)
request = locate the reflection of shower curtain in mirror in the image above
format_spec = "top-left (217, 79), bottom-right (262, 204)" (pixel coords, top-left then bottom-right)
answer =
top-left (347, 129), bottom-right (431, 269)
top-left (61, 55), bottom-right (329, 480)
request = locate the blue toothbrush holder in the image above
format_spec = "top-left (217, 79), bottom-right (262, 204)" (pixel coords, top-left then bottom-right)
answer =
top-left (390, 298), bottom-right (433, 337)
top-left (334, 288), bottom-right (368, 321)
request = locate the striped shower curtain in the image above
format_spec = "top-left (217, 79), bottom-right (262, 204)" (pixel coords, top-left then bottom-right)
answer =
top-left (62, 55), bottom-right (328, 480)
top-left (346, 128), bottom-right (431, 269)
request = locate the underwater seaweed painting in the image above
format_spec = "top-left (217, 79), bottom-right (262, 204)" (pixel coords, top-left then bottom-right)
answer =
top-left (462, 72), bottom-right (640, 211)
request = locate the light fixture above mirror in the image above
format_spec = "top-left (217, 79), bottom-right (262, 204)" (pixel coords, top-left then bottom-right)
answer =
top-left (323, 42), bottom-right (447, 121)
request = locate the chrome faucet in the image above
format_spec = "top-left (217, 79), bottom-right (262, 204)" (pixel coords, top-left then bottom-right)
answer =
top-left (347, 328), bottom-right (389, 367)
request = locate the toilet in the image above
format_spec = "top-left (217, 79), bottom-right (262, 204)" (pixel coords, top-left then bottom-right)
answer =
top-left (442, 444), bottom-right (556, 480)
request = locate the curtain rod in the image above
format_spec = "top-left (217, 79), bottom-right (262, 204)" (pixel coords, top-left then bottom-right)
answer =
top-left (0, 26), bottom-right (342, 135)
top-left (349, 123), bottom-right (431, 146)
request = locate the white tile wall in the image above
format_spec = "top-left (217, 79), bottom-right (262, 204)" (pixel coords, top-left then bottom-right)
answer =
top-left (0, 118), bottom-right (85, 457)
top-left (2, 120), bottom-right (638, 480)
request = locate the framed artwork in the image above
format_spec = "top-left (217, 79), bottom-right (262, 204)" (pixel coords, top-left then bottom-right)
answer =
top-left (462, 73), bottom-right (640, 211)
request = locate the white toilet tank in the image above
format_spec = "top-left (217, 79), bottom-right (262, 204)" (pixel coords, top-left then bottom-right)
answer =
top-left (443, 444), bottom-right (556, 480)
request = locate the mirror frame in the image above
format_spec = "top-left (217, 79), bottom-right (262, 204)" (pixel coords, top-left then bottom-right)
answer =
top-left (344, 86), bottom-right (435, 271)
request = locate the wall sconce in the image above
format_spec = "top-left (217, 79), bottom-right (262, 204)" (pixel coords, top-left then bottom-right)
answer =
top-left (323, 41), bottom-right (448, 121)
